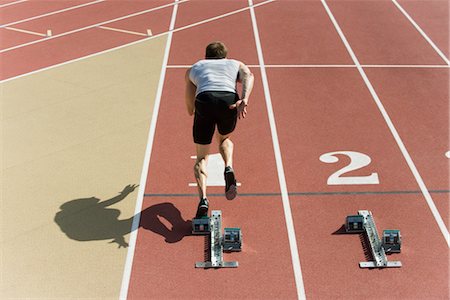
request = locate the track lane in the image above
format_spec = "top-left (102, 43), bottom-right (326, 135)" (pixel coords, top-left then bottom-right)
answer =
top-left (266, 67), bottom-right (419, 193)
top-left (0, 28), bottom-right (145, 80)
top-left (99, 5), bottom-right (173, 36)
top-left (174, 0), bottom-right (247, 29)
top-left (127, 1), bottom-right (300, 297)
top-left (128, 67), bottom-right (298, 299)
top-left (0, 0), bottom-right (90, 25)
top-left (365, 67), bottom-right (449, 230)
top-left (397, 0), bottom-right (449, 58)
top-left (327, 0), bottom-right (445, 65)
top-left (255, 0), bottom-right (352, 65)
top-left (255, 1), bottom-right (449, 298)
top-left (9, 0), bottom-right (172, 35)
top-left (169, 0), bottom-right (258, 65)
top-left (291, 194), bottom-right (449, 299)
top-left (267, 67), bottom-right (449, 298)
top-left (143, 69), bottom-right (278, 196)
top-left (0, 0), bottom-right (265, 81)
top-left (0, 27), bottom-right (42, 49)
top-left (0, 3), bottom-right (175, 80)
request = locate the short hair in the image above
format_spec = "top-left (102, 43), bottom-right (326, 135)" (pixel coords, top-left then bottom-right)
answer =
top-left (205, 41), bottom-right (228, 59)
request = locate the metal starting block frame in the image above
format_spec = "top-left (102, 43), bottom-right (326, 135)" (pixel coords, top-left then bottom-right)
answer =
top-left (346, 210), bottom-right (402, 269)
top-left (192, 210), bottom-right (241, 269)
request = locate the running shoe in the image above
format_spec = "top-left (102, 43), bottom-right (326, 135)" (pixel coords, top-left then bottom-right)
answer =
top-left (195, 197), bottom-right (209, 218)
top-left (224, 166), bottom-right (237, 200)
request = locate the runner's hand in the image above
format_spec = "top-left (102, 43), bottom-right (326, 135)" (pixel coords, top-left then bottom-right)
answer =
top-left (229, 100), bottom-right (248, 119)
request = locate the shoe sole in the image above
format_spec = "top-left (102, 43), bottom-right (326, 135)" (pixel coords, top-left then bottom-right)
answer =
top-left (225, 184), bottom-right (237, 200)
top-left (225, 170), bottom-right (237, 200)
top-left (196, 205), bottom-right (208, 218)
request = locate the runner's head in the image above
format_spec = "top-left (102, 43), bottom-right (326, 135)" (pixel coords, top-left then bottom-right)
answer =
top-left (205, 41), bottom-right (228, 59)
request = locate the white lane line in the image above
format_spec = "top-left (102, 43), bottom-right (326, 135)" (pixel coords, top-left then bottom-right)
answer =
top-left (166, 64), bottom-right (355, 68)
top-left (249, 1), bottom-right (306, 299)
top-left (98, 25), bottom-right (148, 37)
top-left (322, 0), bottom-right (450, 248)
top-left (392, 0), bottom-right (449, 65)
top-left (0, 0), bottom-right (26, 9)
top-left (167, 64), bottom-right (449, 69)
top-left (0, 0), bottom-right (104, 28)
top-left (0, 0), bottom-right (189, 53)
top-left (4, 26), bottom-right (47, 37)
top-left (0, 0), bottom-right (274, 83)
top-left (363, 64), bottom-right (449, 68)
top-left (118, 1), bottom-right (179, 299)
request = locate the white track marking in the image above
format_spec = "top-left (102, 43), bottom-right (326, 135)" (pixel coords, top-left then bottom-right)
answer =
top-left (392, 0), bottom-right (449, 65)
top-left (445, 151), bottom-right (450, 159)
top-left (249, 1), bottom-right (306, 299)
top-left (0, 0), bottom-right (26, 9)
top-left (363, 64), bottom-right (449, 68)
top-left (166, 64), bottom-right (450, 69)
top-left (263, 64), bottom-right (354, 68)
top-left (0, 0), bottom-right (189, 53)
top-left (4, 26), bottom-right (47, 37)
top-left (119, 1), bottom-right (179, 298)
top-left (188, 154), bottom-right (242, 187)
top-left (0, 0), bottom-right (274, 83)
top-left (98, 25), bottom-right (148, 37)
top-left (322, 0), bottom-right (450, 248)
top-left (0, 0), bottom-right (272, 54)
top-left (0, 0), bottom-right (104, 28)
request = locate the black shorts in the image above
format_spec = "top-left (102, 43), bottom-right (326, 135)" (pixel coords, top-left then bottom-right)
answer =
top-left (193, 91), bottom-right (239, 145)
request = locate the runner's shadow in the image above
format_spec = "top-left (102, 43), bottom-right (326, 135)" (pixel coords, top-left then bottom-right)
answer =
top-left (55, 185), bottom-right (191, 247)
top-left (54, 184), bottom-right (138, 248)
top-left (140, 203), bottom-right (192, 243)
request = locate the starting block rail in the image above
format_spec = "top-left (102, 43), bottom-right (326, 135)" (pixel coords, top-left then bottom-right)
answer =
top-left (359, 210), bottom-right (387, 268)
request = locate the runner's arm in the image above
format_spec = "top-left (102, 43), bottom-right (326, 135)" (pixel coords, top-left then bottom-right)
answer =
top-left (185, 68), bottom-right (196, 116)
top-left (237, 62), bottom-right (254, 105)
top-left (229, 62), bottom-right (254, 119)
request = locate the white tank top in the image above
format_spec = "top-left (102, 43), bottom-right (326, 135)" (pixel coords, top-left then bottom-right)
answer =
top-left (189, 59), bottom-right (240, 96)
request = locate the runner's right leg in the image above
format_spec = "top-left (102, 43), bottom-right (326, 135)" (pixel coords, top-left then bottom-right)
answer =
top-left (217, 133), bottom-right (233, 168)
top-left (217, 133), bottom-right (237, 200)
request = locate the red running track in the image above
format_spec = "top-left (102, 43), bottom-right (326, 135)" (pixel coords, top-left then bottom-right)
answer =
top-left (0, 0), bottom-right (174, 80)
top-left (2, 0), bottom-right (448, 298)
top-left (128, 0), bottom-right (449, 299)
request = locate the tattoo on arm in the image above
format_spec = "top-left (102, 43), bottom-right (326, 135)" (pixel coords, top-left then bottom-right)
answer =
top-left (239, 63), bottom-right (254, 101)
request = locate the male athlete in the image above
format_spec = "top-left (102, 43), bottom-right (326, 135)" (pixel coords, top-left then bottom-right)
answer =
top-left (185, 41), bottom-right (254, 218)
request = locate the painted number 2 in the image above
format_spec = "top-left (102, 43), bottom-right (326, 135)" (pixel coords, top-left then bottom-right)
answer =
top-left (319, 151), bottom-right (380, 185)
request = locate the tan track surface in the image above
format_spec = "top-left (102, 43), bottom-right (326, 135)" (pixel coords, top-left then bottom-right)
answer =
top-left (1, 36), bottom-right (166, 298)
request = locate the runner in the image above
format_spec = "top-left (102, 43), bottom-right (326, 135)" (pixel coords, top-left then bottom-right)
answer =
top-left (185, 41), bottom-right (254, 217)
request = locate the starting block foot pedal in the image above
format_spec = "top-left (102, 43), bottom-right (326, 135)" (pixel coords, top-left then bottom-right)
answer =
top-left (223, 227), bottom-right (242, 252)
top-left (192, 217), bottom-right (210, 235)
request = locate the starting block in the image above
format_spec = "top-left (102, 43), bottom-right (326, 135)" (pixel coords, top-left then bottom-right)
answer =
top-left (345, 210), bottom-right (402, 268)
top-left (193, 210), bottom-right (242, 268)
